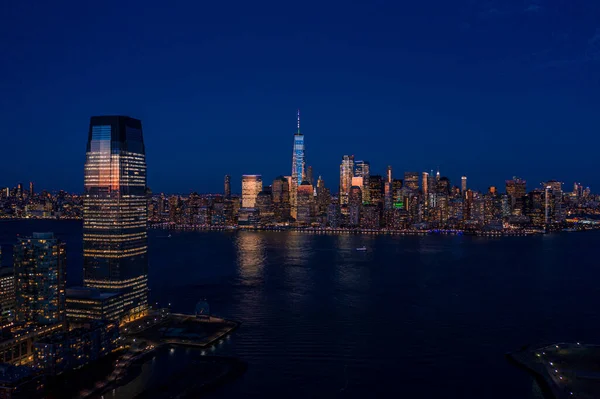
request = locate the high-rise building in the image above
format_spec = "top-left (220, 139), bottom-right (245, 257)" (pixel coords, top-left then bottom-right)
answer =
top-left (386, 166), bottom-right (393, 183)
top-left (296, 182), bottom-right (314, 225)
top-left (14, 233), bottom-right (66, 327)
top-left (368, 175), bottom-right (383, 208)
top-left (354, 160), bottom-right (370, 204)
top-left (241, 175), bottom-right (263, 208)
top-left (384, 182), bottom-right (393, 210)
top-left (506, 177), bottom-right (527, 215)
top-left (315, 176), bottom-right (331, 215)
top-left (83, 116), bottom-right (148, 322)
top-left (272, 176), bottom-right (291, 222)
top-left (290, 110), bottom-right (305, 219)
top-left (306, 166), bottom-right (313, 186)
top-left (404, 172), bottom-right (419, 192)
top-left (256, 188), bottom-right (274, 224)
top-left (392, 179), bottom-right (403, 207)
top-left (339, 155), bottom-right (354, 205)
top-left (348, 186), bottom-right (362, 226)
top-left (544, 180), bottom-right (564, 223)
top-left (29, 182), bottom-right (34, 198)
top-left (0, 267), bottom-right (14, 332)
top-left (224, 175), bottom-right (231, 199)
top-left (461, 176), bottom-right (467, 194)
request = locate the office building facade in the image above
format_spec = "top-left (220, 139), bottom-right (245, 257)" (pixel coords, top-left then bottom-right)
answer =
top-left (83, 116), bottom-right (148, 323)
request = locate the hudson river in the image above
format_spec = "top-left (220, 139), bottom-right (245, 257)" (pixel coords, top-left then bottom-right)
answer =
top-left (2, 220), bottom-right (598, 398)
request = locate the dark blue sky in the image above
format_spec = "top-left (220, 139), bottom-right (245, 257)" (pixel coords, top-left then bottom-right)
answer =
top-left (2, 0), bottom-right (600, 194)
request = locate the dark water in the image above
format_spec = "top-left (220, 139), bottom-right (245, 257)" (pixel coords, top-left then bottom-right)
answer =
top-left (2, 220), bottom-right (599, 398)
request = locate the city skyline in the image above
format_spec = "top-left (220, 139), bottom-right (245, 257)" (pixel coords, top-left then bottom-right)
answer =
top-left (0, 110), bottom-right (591, 197)
top-left (2, 1), bottom-right (600, 193)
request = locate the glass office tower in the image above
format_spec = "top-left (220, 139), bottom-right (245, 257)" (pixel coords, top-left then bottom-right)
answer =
top-left (290, 110), bottom-right (305, 219)
top-left (83, 116), bottom-right (148, 322)
top-left (14, 232), bottom-right (66, 327)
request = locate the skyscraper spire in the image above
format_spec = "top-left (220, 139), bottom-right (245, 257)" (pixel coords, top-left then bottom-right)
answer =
top-left (297, 109), bottom-right (300, 134)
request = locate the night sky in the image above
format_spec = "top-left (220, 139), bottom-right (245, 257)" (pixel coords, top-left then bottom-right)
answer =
top-left (2, 0), bottom-right (600, 194)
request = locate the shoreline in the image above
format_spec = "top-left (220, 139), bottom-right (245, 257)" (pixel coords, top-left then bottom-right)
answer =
top-left (79, 315), bottom-right (242, 398)
top-left (149, 223), bottom-right (599, 237)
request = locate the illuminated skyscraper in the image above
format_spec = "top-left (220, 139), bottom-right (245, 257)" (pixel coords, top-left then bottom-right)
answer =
top-left (29, 182), bottom-right (34, 198)
top-left (241, 175), bottom-right (263, 208)
top-left (386, 166), bottom-right (393, 183)
top-left (354, 160), bottom-right (370, 203)
top-left (339, 155), bottom-right (354, 205)
top-left (461, 176), bottom-right (467, 194)
top-left (290, 110), bottom-right (305, 219)
top-left (224, 175), bottom-right (231, 199)
top-left (14, 233), bottom-right (66, 327)
top-left (83, 116), bottom-right (148, 322)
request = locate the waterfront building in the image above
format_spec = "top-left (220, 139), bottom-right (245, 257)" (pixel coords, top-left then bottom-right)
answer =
top-left (65, 287), bottom-right (125, 324)
top-left (224, 175), bottom-right (231, 198)
top-left (326, 202), bottom-right (341, 228)
top-left (169, 196), bottom-right (182, 223)
top-left (404, 172), bottom-right (419, 192)
top-left (354, 160), bottom-right (370, 204)
top-left (506, 177), bottom-right (527, 215)
top-left (84, 116), bottom-right (148, 323)
top-left (211, 201), bottom-right (226, 226)
top-left (315, 177), bottom-right (331, 215)
top-left (463, 189), bottom-right (474, 221)
top-left (296, 182), bottom-right (314, 225)
top-left (544, 180), bottom-right (564, 223)
top-left (360, 204), bottom-right (380, 229)
top-left (256, 189), bottom-right (275, 224)
top-left (272, 176), bottom-right (291, 222)
top-left (290, 110), bottom-right (305, 219)
top-left (14, 233), bottom-right (66, 327)
top-left (237, 208), bottom-right (260, 227)
top-left (241, 175), bottom-right (262, 209)
top-left (33, 321), bottom-right (119, 375)
top-left (525, 190), bottom-right (545, 226)
top-left (339, 155), bottom-right (354, 205)
top-left (348, 186), bottom-right (362, 226)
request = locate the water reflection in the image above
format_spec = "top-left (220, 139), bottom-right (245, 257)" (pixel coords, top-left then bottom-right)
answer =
top-left (235, 231), bottom-right (266, 285)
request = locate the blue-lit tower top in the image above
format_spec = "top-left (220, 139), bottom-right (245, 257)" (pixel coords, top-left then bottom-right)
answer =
top-left (291, 109), bottom-right (305, 187)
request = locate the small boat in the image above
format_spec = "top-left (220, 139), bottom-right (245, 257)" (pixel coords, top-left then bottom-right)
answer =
top-left (167, 234), bottom-right (172, 238)
top-left (356, 247), bottom-right (367, 251)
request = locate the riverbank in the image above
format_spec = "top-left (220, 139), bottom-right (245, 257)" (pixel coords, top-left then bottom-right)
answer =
top-left (74, 314), bottom-right (242, 398)
top-left (150, 223), bottom-right (550, 236)
top-left (508, 342), bottom-right (600, 399)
